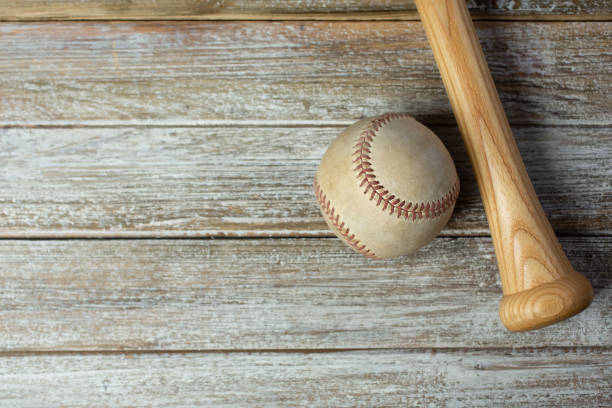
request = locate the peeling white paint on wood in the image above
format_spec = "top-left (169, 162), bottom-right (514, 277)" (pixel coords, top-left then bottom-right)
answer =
top-left (0, 126), bottom-right (609, 237)
top-left (0, 0), bottom-right (609, 20)
top-left (0, 348), bottom-right (609, 407)
top-left (0, 22), bottom-right (609, 125)
top-left (0, 237), bottom-right (608, 351)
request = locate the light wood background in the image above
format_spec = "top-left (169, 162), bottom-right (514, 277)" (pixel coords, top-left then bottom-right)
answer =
top-left (0, 1), bottom-right (610, 406)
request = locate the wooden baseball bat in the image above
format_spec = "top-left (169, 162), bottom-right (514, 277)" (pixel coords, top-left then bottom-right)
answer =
top-left (414, 0), bottom-right (592, 331)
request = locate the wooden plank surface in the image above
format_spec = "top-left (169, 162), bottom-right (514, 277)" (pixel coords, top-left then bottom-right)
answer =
top-left (0, 11), bottom-right (609, 407)
top-left (1, 126), bottom-right (609, 237)
top-left (0, 348), bottom-right (609, 407)
top-left (0, 0), bottom-right (610, 20)
top-left (1, 6), bottom-right (610, 407)
top-left (1, 22), bottom-right (610, 126)
top-left (0, 237), bottom-right (608, 351)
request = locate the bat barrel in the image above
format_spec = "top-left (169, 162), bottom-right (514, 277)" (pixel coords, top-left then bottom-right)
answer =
top-left (415, 0), bottom-right (593, 331)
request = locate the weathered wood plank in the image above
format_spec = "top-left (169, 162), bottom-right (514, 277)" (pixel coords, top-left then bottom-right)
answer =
top-left (1, 126), bottom-right (609, 237)
top-left (0, 0), bottom-right (610, 20)
top-left (0, 22), bottom-right (609, 126)
top-left (0, 237), bottom-right (608, 351)
top-left (0, 348), bottom-right (610, 407)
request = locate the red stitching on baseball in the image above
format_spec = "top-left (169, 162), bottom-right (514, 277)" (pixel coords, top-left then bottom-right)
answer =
top-left (353, 113), bottom-right (460, 220)
top-left (314, 176), bottom-right (380, 259)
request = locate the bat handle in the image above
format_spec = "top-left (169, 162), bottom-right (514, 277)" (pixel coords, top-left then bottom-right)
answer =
top-left (415, 0), bottom-right (593, 331)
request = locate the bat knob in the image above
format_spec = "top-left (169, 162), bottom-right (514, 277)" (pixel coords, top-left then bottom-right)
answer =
top-left (499, 273), bottom-right (593, 332)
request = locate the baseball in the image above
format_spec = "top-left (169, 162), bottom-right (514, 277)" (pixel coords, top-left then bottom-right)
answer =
top-left (314, 113), bottom-right (459, 259)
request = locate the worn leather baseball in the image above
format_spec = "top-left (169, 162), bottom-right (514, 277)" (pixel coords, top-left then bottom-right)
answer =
top-left (314, 113), bottom-right (459, 259)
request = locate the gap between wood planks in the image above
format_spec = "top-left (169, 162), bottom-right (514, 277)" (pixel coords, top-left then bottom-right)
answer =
top-left (1, 12), bottom-right (611, 22)
top-left (2, 121), bottom-right (612, 129)
top-left (0, 235), bottom-right (492, 240)
top-left (0, 232), bottom-right (607, 239)
top-left (2, 345), bottom-right (610, 357)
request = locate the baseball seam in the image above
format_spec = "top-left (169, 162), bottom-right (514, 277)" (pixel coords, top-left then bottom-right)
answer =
top-left (352, 113), bottom-right (460, 221)
top-left (314, 176), bottom-right (380, 259)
